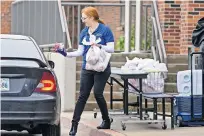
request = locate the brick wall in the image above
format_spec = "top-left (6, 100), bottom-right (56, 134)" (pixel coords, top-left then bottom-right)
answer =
top-left (158, 1), bottom-right (181, 54)
top-left (157, 0), bottom-right (204, 54)
top-left (180, 0), bottom-right (204, 54)
top-left (1, 1), bottom-right (13, 34)
top-left (95, 3), bottom-right (124, 45)
top-left (85, 0), bottom-right (124, 47)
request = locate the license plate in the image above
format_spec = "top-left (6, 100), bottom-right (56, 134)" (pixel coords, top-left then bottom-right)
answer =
top-left (0, 78), bottom-right (10, 91)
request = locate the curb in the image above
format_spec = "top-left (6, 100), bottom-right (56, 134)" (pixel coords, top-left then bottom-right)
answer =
top-left (61, 116), bottom-right (125, 136)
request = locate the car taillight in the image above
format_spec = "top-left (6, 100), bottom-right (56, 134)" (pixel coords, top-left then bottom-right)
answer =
top-left (35, 72), bottom-right (57, 92)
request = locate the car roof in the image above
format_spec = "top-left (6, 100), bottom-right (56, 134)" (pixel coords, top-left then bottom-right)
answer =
top-left (0, 34), bottom-right (31, 41)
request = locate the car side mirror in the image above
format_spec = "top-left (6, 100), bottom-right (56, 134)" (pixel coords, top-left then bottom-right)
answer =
top-left (48, 60), bottom-right (55, 69)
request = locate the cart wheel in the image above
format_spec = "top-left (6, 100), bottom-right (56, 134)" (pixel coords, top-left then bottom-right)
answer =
top-left (144, 117), bottom-right (148, 120)
top-left (121, 122), bottom-right (126, 131)
top-left (143, 113), bottom-right (149, 120)
top-left (94, 112), bottom-right (97, 118)
top-left (176, 116), bottom-right (183, 127)
top-left (110, 118), bottom-right (113, 123)
top-left (148, 118), bottom-right (152, 124)
top-left (162, 124), bottom-right (167, 130)
top-left (145, 113), bottom-right (150, 118)
top-left (144, 116), bottom-right (149, 120)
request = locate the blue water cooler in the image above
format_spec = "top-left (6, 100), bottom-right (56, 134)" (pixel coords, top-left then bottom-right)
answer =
top-left (174, 69), bottom-right (204, 127)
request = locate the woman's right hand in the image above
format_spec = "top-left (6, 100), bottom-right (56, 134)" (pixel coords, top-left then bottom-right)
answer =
top-left (54, 43), bottom-right (67, 57)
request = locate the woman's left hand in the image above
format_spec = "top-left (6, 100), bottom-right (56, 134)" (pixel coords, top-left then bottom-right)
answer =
top-left (53, 43), bottom-right (67, 57)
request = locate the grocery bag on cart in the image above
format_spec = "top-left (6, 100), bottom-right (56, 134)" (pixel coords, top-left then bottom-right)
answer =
top-left (121, 57), bottom-right (168, 94)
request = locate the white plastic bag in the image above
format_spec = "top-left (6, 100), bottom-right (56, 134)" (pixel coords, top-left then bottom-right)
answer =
top-left (86, 46), bottom-right (101, 65)
top-left (85, 34), bottom-right (102, 65)
top-left (128, 72), bottom-right (165, 94)
top-left (121, 57), bottom-right (167, 94)
top-left (86, 48), bottom-right (111, 72)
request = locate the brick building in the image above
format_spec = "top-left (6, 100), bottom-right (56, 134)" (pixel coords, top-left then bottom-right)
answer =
top-left (158, 0), bottom-right (204, 54)
top-left (1, 1), bottom-right (12, 34)
top-left (1, 0), bottom-right (204, 54)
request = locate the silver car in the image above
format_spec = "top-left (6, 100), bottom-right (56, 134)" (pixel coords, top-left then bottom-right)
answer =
top-left (0, 34), bottom-right (61, 136)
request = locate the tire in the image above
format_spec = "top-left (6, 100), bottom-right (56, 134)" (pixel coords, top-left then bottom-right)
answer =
top-left (162, 124), bottom-right (167, 130)
top-left (110, 118), bottom-right (113, 123)
top-left (121, 122), bottom-right (126, 131)
top-left (176, 116), bottom-right (183, 127)
top-left (94, 112), bottom-right (97, 118)
top-left (42, 123), bottom-right (61, 136)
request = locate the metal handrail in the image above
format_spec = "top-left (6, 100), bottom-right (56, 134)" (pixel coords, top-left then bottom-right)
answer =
top-left (58, 0), bottom-right (72, 49)
top-left (151, 0), bottom-right (167, 65)
top-left (39, 43), bottom-right (62, 48)
top-left (61, 1), bottom-right (152, 52)
top-left (61, 1), bottom-right (151, 7)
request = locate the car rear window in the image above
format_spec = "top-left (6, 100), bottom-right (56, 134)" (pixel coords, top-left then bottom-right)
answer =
top-left (0, 38), bottom-right (43, 60)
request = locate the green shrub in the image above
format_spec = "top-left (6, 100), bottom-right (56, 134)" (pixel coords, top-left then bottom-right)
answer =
top-left (116, 20), bottom-right (152, 51)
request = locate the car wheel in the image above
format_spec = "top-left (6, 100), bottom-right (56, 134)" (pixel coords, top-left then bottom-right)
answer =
top-left (42, 123), bottom-right (61, 136)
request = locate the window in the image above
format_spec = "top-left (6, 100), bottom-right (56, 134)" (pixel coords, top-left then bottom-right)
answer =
top-left (0, 39), bottom-right (43, 61)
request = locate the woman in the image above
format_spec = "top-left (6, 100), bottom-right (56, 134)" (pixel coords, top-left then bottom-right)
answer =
top-left (55, 6), bottom-right (114, 136)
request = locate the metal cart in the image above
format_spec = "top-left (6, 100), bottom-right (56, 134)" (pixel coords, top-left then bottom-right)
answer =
top-left (94, 67), bottom-right (175, 130)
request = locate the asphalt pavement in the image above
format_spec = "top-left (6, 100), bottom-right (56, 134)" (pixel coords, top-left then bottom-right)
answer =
top-left (0, 117), bottom-right (70, 136)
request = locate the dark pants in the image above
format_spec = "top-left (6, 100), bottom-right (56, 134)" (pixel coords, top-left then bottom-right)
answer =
top-left (72, 67), bottom-right (111, 123)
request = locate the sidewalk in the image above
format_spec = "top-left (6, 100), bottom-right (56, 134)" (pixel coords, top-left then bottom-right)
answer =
top-left (61, 111), bottom-right (204, 136)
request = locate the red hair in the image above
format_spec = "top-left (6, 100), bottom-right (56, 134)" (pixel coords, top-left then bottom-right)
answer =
top-left (81, 6), bottom-right (105, 24)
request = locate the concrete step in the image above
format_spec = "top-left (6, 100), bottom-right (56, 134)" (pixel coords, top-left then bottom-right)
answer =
top-left (76, 61), bottom-right (188, 74)
top-left (84, 101), bottom-right (122, 111)
top-left (76, 91), bottom-right (171, 104)
top-left (76, 71), bottom-right (81, 81)
top-left (76, 91), bottom-right (136, 103)
top-left (165, 73), bottom-right (177, 83)
top-left (167, 64), bottom-right (188, 73)
top-left (76, 80), bottom-right (177, 93)
top-left (76, 62), bottom-right (126, 72)
top-left (76, 53), bottom-right (188, 64)
top-left (167, 55), bottom-right (188, 64)
top-left (84, 101), bottom-right (172, 112)
top-left (76, 80), bottom-right (123, 92)
top-left (76, 71), bottom-right (177, 83)
top-left (110, 53), bottom-right (153, 62)
top-left (76, 62), bottom-right (82, 71)
top-left (76, 53), bottom-right (153, 62)
top-left (164, 83), bottom-right (177, 93)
